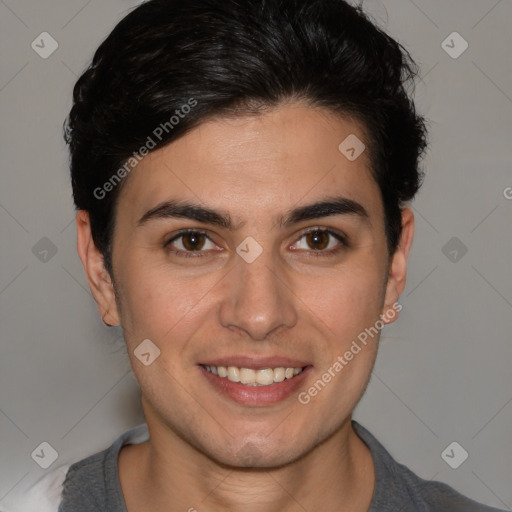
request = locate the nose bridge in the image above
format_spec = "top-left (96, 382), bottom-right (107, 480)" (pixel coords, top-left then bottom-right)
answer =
top-left (218, 243), bottom-right (297, 340)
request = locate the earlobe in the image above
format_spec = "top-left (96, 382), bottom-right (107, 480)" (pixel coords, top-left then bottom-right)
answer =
top-left (382, 207), bottom-right (415, 324)
top-left (76, 210), bottom-right (120, 326)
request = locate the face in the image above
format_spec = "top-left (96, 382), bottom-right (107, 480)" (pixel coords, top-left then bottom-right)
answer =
top-left (78, 102), bottom-right (412, 468)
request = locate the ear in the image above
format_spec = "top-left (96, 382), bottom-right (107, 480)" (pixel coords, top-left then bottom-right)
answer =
top-left (76, 210), bottom-right (120, 326)
top-left (381, 207), bottom-right (414, 325)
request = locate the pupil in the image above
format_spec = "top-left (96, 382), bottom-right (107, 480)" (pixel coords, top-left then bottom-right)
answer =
top-left (308, 231), bottom-right (328, 250)
top-left (184, 232), bottom-right (204, 251)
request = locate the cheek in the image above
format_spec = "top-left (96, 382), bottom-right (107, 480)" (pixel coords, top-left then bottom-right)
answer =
top-left (116, 258), bottom-right (220, 349)
top-left (300, 263), bottom-right (386, 338)
top-left (298, 272), bottom-right (383, 428)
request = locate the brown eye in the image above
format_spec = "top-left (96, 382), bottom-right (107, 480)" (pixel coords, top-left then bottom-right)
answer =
top-left (165, 229), bottom-right (217, 257)
top-left (305, 230), bottom-right (330, 250)
top-left (291, 228), bottom-right (347, 256)
top-left (181, 232), bottom-right (206, 251)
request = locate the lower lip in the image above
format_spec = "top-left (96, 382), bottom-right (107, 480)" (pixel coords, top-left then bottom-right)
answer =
top-left (199, 365), bottom-right (312, 406)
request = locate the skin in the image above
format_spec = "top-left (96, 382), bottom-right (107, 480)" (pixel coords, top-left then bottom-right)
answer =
top-left (76, 102), bottom-right (414, 512)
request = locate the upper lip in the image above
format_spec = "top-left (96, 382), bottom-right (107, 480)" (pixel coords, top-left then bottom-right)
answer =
top-left (199, 356), bottom-right (311, 370)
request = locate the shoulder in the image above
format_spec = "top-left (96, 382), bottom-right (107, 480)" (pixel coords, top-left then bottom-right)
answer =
top-left (58, 445), bottom-right (111, 510)
top-left (352, 420), bottom-right (507, 512)
top-left (388, 457), bottom-right (506, 512)
top-left (59, 423), bottom-right (149, 511)
top-left (1, 424), bottom-right (149, 512)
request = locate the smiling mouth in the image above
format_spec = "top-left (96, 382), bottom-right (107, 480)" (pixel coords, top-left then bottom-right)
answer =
top-left (200, 364), bottom-right (307, 386)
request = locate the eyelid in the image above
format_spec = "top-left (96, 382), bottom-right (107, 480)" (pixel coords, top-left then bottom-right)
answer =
top-left (165, 228), bottom-right (210, 245)
top-left (164, 228), bottom-right (217, 257)
top-left (296, 225), bottom-right (347, 242)
top-left (164, 226), bottom-right (348, 257)
top-left (290, 226), bottom-right (348, 254)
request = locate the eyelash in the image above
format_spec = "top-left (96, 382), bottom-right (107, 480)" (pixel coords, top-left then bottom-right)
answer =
top-left (164, 227), bottom-right (348, 259)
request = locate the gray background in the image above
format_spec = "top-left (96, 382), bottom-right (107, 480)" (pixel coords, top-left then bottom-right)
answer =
top-left (1, 0), bottom-right (511, 509)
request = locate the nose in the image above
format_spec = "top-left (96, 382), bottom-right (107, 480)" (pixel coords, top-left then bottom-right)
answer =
top-left (218, 248), bottom-right (298, 341)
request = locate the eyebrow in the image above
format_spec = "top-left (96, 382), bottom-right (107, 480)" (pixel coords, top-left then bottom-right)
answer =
top-left (136, 196), bottom-right (369, 230)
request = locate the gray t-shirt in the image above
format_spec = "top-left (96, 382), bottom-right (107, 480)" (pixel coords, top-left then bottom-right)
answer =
top-left (57, 421), bottom-right (506, 512)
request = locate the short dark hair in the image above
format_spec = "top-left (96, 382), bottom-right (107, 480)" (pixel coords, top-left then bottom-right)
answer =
top-left (64, 0), bottom-right (428, 277)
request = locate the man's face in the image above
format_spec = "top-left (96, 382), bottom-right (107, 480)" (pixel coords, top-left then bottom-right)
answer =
top-left (104, 103), bottom-right (402, 467)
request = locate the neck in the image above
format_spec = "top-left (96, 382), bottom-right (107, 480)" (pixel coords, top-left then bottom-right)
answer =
top-left (119, 412), bottom-right (375, 512)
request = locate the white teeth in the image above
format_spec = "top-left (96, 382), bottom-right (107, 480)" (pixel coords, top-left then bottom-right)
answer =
top-left (204, 365), bottom-right (304, 386)
top-left (240, 368), bottom-right (256, 384)
top-left (273, 367), bottom-right (285, 382)
top-left (227, 366), bottom-right (240, 382)
top-left (256, 368), bottom-right (274, 385)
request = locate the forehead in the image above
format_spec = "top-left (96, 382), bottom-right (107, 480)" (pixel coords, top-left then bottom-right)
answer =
top-left (116, 103), bottom-right (382, 225)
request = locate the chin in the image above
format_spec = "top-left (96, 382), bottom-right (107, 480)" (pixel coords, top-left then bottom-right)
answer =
top-left (200, 438), bottom-right (306, 470)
